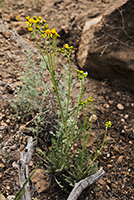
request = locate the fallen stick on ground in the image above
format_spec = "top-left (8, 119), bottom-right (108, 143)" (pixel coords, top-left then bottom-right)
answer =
top-left (67, 167), bottom-right (105, 200)
top-left (17, 136), bottom-right (34, 200)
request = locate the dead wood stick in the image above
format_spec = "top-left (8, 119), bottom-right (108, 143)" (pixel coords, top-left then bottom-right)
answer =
top-left (67, 167), bottom-right (105, 200)
top-left (17, 137), bottom-right (34, 200)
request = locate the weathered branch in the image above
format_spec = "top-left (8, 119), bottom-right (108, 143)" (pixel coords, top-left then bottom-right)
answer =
top-left (67, 167), bottom-right (105, 200)
top-left (17, 137), bottom-right (34, 200)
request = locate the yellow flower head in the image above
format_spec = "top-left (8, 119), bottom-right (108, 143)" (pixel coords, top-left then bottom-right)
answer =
top-left (51, 28), bottom-right (60, 38)
top-left (65, 44), bottom-right (69, 49)
top-left (42, 20), bottom-right (46, 25)
top-left (105, 121), bottom-right (112, 128)
top-left (36, 25), bottom-right (40, 29)
top-left (79, 70), bottom-right (84, 74)
top-left (87, 97), bottom-right (93, 102)
top-left (33, 16), bottom-right (37, 20)
top-left (29, 18), bottom-right (34, 24)
top-left (29, 27), bottom-right (33, 32)
top-left (38, 16), bottom-right (42, 20)
top-left (42, 29), bottom-right (52, 38)
top-left (26, 16), bottom-right (30, 20)
top-left (51, 28), bottom-right (56, 34)
top-left (46, 29), bottom-right (51, 35)
top-left (36, 18), bottom-right (40, 23)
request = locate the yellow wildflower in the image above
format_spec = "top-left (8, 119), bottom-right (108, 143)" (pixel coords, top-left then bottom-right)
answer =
top-left (38, 16), bottom-right (42, 20)
top-left (29, 18), bottom-right (34, 24)
top-left (105, 121), bottom-right (112, 128)
top-left (87, 97), bottom-right (93, 102)
top-left (51, 28), bottom-right (60, 38)
top-left (51, 28), bottom-right (56, 34)
top-left (36, 26), bottom-right (40, 29)
top-left (36, 18), bottom-right (40, 23)
top-left (46, 29), bottom-right (51, 35)
top-left (42, 20), bottom-right (46, 25)
top-left (42, 29), bottom-right (52, 38)
top-left (33, 16), bottom-right (37, 20)
top-left (26, 16), bottom-right (30, 20)
top-left (65, 44), bottom-right (69, 49)
top-left (29, 27), bottom-right (33, 32)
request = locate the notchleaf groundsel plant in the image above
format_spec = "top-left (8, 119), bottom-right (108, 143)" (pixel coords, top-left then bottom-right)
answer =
top-left (11, 15), bottom-right (112, 188)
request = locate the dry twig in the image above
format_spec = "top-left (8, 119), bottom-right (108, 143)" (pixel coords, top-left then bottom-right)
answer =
top-left (67, 167), bottom-right (105, 200)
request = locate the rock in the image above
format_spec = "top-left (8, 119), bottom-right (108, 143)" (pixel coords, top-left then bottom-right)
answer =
top-left (103, 103), bottom-right (109, 108)
top-left (77, 0), bottom-right (134, 91)
top-left (2, 31), bottom-right (12, 39)
top-left (7, 195), bottom-right (15, 200)
top-left (117, 155), bottom-right (124, 163)
top-left (117, 103), bottom-right (124, 110)
top-left (0, 194), bottom-right (6, 200)
top-left (2, 13), bottom-right (10, 22)
top-left (0, 133), bottom-right (3, 139)
top-left (89, 114), bottom-right (97, 122)
top-left (11, 21), bottom-right (28, 35)
top-left (30, 169), bottom-right (50, 193)
top-left (10, 144), bottom-right (17, 150)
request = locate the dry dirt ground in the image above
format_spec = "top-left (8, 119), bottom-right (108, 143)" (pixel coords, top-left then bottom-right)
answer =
top-left (0, 0), bottom-right (134, 199)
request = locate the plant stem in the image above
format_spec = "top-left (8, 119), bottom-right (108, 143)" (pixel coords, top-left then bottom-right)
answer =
top-left (33, 32), bottom-right (50, 72)
top-left (71, 79), bottom-right (83, 137)
top-left (84, 126), bottom-right (108, 176)
top-left (66, 56), bottom-right (71, 120)
top-left (81, 107), bottom-right (87, 167)
top-left (85, 105), bottom-right (94, 149)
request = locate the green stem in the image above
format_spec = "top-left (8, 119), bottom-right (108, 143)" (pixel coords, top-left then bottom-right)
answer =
top-left (81, 107), bottom-right (87, 167)
top-left (66, 56), bottom-right (71, 120)
top-left (43, 37), bottom-right (52, 70)
top-left (49, 37), bottom-right (53, 68)
top-left (84, 126), bottom-right (108, 176)
top-left (71, 79), bottom-right (83, 137)
top-left (50, 71), bottom-right (69, 163)
top-left (33, 32), bottom-right (50, 72)
top-left (85, 105), bottom-right (94, 149)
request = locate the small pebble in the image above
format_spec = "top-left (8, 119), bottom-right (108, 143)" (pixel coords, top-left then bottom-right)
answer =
top-left (116, 91), bottom-right (120, 96)
top-left (1, 122), bottom-right (8, 126)
top-left (117, 103), bottom-right (124, 110)
top-left (12, 161), bottom-right (18, 168)
top-left (121, 130), bottom-right (125, 134)
top-left (108, 100), bottom-right (113, 104)
top-left (117, 156), bottom-right (124, 163)
top-left (7, 195), bottom-right (15, 200)
top-left (121, 118), bottom-right (125, 123)
top-left (104, 103), bottom-right (109, 108)
top-left (0, 133), bottom-right (3, 139)
top-left (89, 114), bottom-right (97, 122)
top-left (107, 153), bottom-right (110, 157)
top-left (6, 119), bottom-right (10, 124)
top-left (124, 114), bottom-right (129, 119)
top-left (11, 144), bottom-right (17, 150)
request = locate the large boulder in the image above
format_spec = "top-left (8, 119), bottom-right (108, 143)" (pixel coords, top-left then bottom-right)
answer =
top-left (77, 0), bottom-right (134, 92)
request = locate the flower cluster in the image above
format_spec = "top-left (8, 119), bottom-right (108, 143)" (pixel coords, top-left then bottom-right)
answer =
top-left (105, 121), bottom-right (112, 128)
top-left (87, 97), bottom-right (93, 103)
top-left (58, 44), bottom-right (73, 55)
top-left (79, 97), bottom-right (94, 109)
top-left (25, 16), bottom-right (60, 39)
top-left (77, 70), bottom-right (88, 80)
top-left (79, 100), bottom-right (87, 108)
